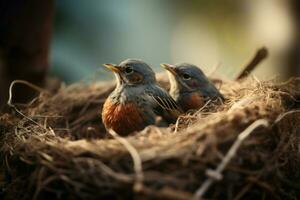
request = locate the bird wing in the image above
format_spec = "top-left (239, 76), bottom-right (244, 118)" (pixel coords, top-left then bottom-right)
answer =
top-left (145, 85), bottom-right (182, 123)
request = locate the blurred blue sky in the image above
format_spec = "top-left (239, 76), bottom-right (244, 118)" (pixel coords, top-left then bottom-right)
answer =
top-left (51, 0), bottom-right (177, 82)
top-left (50, 0), bottom-right (294, 82)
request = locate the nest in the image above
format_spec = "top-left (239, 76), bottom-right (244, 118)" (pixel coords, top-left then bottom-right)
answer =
top-left (1, 76), bottom-right (300, 200)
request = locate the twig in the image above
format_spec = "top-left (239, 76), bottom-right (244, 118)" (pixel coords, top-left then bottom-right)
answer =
top-left (74, 157), bottom-right (133, 183)
top-left (228, 96), bottom-right (260, 113)
top-left (247, 176), bottom-right (280, 200)
top-left (174, 116), bottom-right (182, 133)
top-left (140, 186), bottom-right (198, 200)
top-left (7, 80), bottom-right (49, 131)
top-left (274, 110), bottom-right (300, 124)
top-left (7, 80), bottom-right (46, 106)
top-left (194, 119), bottom-right (269, 199)
top-left (174, 100), bottom-right (213, 133)
top-left (233, 183), bottom-right (253, 200)
top-left (274, 77), bottom-right (300, 87)
top-left (235, 47), bottom-right (268, 80)
top-left (108, 129), bottom-right (144, 192)
top-left (195, 100), bottom-right (212, 115)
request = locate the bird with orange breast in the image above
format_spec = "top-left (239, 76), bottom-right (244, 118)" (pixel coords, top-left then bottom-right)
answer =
top-left (102, 59), bottom-right (182, 136)
top-left (161, 63), bottom-right (224, 112)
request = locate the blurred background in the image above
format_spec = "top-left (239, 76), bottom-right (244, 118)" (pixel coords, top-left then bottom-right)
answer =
top-left (51, 0), bottom-right (298, 82)
top-left (0, 0), bottom-right (299, 109)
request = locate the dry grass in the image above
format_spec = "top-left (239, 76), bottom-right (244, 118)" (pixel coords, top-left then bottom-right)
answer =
top-left (1, 76), bottom-right (300, 200)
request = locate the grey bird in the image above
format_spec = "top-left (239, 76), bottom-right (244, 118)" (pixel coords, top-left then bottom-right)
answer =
top-left (161, 63), bottom-right (224, 112)
top-left (102, 59), bottom-right (182, 136)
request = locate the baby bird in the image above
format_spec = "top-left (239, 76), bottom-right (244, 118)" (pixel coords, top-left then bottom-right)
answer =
top-left (161, 63), bottom-right (224, 112)
top-left (102, 59), bottom-right (182, 136)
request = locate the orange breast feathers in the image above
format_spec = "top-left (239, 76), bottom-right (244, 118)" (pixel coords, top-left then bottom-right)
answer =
top-left (102, 99), bottom-right (146, 136)
top-left (182, 93), bottom-right (204, 111)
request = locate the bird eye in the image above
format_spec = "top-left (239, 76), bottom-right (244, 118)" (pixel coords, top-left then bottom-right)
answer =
top-left (182, 73), bottom-right (191, 80)
top-left (124, 66), bottom-right (133, 74)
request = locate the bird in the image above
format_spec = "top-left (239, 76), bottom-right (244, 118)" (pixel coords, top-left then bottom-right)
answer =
top-left (102, 59), bottom-right (182, 136)
top-left (161, 63), bottom-right (224, 112)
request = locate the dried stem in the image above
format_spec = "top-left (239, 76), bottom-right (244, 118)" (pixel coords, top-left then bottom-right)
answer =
top-left (194, 119), bottom-right (269, 198)
top-left (274, 110), bottom-right (300, 124)
top-left (7, 80), bottom-right (48, 130)
top-left (108, 129), bottom-right (144, 192)
top-left (236, 47), bottom-right (268, 80)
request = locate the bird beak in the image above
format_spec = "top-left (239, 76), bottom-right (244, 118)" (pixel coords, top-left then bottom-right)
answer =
top-left (103, 63), bottom-right (121, 73)
top-left (160, 63), bottom-right (177, 75)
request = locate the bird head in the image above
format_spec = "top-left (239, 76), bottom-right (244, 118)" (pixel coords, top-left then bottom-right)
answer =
top-left (104, 59), bottom-right (156, 87)
top-left (161, 63), bottom-right (208, 93)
